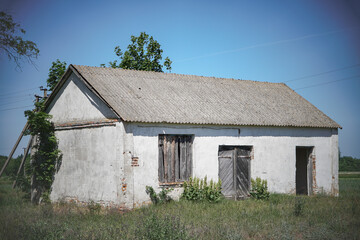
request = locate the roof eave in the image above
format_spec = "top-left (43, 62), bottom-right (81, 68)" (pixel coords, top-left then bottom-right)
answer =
top-left (121, 119), bottom-right (342, 129)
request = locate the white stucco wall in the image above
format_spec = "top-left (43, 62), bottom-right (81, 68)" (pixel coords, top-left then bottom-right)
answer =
top-left (47, 72), bottom-right (117, 124)
top-left (47, 72), bottom-right (128, 206)
top-left (127, 123), bottom-right (339, 205)
top-left (51, 124), bottom-right (123, 205)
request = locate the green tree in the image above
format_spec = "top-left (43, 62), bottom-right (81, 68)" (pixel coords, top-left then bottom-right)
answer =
top-left (339, 156), bottom-right (360, 171)
top-left (0, 11), bottom-right (39, 68)
top-left (47, 59), bottom-right (67, 91)
top-left (102, 32), bottom-right (172, 72)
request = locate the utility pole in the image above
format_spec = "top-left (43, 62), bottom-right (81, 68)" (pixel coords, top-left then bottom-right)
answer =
top-left (0, 89), bottom-right (43, 178)
top-left (12, 136), bottom-right (33, 188)
top-left (23, 147), bottom-right (26, 176)
top-left (39, 86), bottom-right (48, 98)
top-left (0, 123), bottom-right (28, 177)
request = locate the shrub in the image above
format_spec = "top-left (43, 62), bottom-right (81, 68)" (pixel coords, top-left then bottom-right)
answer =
top-left (250, 177), bottom-right (270, 200)
top-left (181, 176), bottom-right (222, 202)
top-left (145, 186), bottom-right (173, 205)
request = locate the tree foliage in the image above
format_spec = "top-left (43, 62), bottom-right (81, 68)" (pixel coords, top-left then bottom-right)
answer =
top-left (102, 32), bottom-right (172, 72)
top-left (24, 101), bottom-right (61, 203)
top-left (47, 59), bottom-right (67, 91)
top-left (0, 11), bottom-right (39, 68)
top-left (0, 154), bottom-right (23, 177)
top-left (339, 156), bottom-right (360, 172)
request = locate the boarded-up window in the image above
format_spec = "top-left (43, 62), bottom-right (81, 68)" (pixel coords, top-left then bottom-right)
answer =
top-left (158, 135), bottom-right (193, 183)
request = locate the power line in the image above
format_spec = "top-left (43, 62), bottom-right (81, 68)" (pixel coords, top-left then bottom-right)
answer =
top-left (0, 105), bottom-right (34, 112)
top-left (0, 97), bottom-right (33, 107)
top-left (0, 95), bottom-right (33, 102)
top-left (0, 93), bottom-right (33, 100)
top-left (284, 64), bottom-right (360, 83)
top-left (0, 87), bottom-right (38, 97)
top-left (176, 27), bottom-right (360, 63)
top-left (294, 75), bottom-right (360, 90)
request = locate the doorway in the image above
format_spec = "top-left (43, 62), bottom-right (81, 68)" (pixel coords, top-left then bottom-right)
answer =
top-left (218, 146), bottom-right (252, 199)
top-left (296, 146), bottom-right (314, 195)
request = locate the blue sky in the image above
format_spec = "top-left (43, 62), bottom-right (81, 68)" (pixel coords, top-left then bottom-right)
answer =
top-left (0, 0), bottom-right (359, 158)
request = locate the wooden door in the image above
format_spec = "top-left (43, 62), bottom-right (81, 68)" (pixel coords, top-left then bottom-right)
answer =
top-left (218, 149), bottom-right (235, 197)
top-left (219, 146), bottom-right (251, 199)
top-left (235, 147), bottom-right (251, 198)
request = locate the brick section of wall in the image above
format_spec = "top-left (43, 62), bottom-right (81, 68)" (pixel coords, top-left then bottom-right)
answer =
top-left (131, 157), bottom-right (139, 167)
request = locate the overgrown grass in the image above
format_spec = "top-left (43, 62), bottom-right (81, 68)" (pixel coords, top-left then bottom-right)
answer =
top-left (1, 177), bottom-right (359, 239)
top-left (339, 173), bottom-right (360, 179)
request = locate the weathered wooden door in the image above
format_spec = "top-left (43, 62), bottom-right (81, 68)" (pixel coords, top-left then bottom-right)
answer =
top-left (218, 146), bottom-right (251, 199)
top-left (218, 149), bottom-right (236, 197)
top-left (235, 147), bottom-right (251, 198)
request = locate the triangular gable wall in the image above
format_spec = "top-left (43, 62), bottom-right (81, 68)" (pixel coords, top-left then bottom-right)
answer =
top-left (46, 71), bottom-right (118, 124)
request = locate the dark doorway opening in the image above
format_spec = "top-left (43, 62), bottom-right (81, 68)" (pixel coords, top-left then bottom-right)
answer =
top-left (218, 146), bottom-right (252, 199)
top-left (296, 146), bottom-right (314, 195)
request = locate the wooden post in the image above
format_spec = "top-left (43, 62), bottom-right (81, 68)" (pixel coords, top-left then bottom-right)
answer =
top-left (23, 148), bottom-right (26, 176)
top-left (12, 136), bottom-right (33, 188)
top-left (0, 122), bottom-right (28, 177)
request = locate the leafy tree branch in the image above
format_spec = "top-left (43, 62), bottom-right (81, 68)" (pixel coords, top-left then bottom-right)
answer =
top-left (102, 32), bottom-right (172, 72)
top-left (47, 59), bottom-right (67, 91)
top-left (0, 11), bottom-right (39, 69)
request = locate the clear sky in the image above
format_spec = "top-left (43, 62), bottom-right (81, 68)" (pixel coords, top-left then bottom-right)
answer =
top-left (0, 0), bottom-right (359, 158)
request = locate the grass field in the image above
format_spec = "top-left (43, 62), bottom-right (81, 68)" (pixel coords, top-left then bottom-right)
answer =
top-left (0, 177), bottom-right (359, 240)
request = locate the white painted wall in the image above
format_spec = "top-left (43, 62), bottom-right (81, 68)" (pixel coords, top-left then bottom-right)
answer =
top-left (51, 124), bottom-right (123, 206)
top-left (128, 123), bottom-right (339, 205)
top-left (47, 72), bottom-right (117, 124)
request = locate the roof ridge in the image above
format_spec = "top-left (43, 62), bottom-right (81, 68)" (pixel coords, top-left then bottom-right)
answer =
top-left (71, 64), bottom-right (283, 85)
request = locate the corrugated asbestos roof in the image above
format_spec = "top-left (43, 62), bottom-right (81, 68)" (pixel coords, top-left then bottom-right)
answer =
top-left (70, 65), bottom-right (341, 128)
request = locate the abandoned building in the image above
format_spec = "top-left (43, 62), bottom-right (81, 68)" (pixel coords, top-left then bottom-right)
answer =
top-left (45, 65), bottom-right (341, 208)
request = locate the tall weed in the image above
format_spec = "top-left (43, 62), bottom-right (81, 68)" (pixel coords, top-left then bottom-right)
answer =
top-left (182, 176), bottom-right (222, 202)
top-left (250, 177), bottom-right (270, 200)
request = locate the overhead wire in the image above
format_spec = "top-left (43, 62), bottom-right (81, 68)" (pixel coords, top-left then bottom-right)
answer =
top-left (0, 105), bottom-right (34, 112)
top-left (284, 64), bottom-right (360, 83)
top-left (0, 93), bottom-right (33, 100)
top-left (0, 87), bottom-right (38, 97)
top-left (0, 97), bottom-right (34, 107)
top-left (294, 75), bottom-right (360, 90)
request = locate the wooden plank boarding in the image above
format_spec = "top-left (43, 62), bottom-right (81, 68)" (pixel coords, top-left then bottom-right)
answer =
top-left (163, 135), bottom-right (168, 182)
top-left (171, 136), bottom-right (176, 182)
top-left (186, 136), bottom-right (192, 178)
top-left (166, 136), bottom-right (172, 182)
top-left (158, 136), bottom-right (164, 182)
top-left (236, 147), bottom-right (251, 198)
top-left (218, 149), bottom-right (235, 197)
top-left (174, 136), bottom-right (180, 182)
top-left (159, 135), bottom-right (193, 183)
